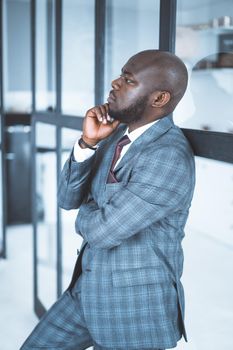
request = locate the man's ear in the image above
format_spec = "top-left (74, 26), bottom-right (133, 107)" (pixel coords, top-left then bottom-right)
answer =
top-left (151, 91), bottom-right (171, 108)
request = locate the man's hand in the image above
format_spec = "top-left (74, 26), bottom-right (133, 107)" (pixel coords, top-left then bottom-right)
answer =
top-left (82, 104), bottom-right (120, 146)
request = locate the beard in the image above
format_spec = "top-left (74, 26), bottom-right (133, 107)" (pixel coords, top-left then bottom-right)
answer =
top-left (108, 95), bottom-right (149, 124)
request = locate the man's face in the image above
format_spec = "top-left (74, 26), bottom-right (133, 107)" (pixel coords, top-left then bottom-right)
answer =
top-left (107, 58), bottom-right (153, 124)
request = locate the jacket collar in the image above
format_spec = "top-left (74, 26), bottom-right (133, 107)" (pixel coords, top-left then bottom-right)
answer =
top-left (113, 115), bottom-right (174, 172)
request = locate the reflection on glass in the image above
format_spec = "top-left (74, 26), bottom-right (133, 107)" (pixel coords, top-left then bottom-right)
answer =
top-left (62, 0), bottom-right (95, 115)
top-left (61, 128), bottom-right (82, 291)
top-left (175, 0), bottom-right (233, 133)
top-left (36, 123), bottom-right (57, 309)
top-left (179, 53), bottom-right (233, 132)
top-left (3, 0), bottom-right (31, 112)
top-left (36, 0), bottom-right (56, 111)
top-left (104, 0), bottom-right (160, 98)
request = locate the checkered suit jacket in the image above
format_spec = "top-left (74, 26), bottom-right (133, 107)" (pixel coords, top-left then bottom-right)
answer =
top-left (58, 115), bottom-right (195, 349)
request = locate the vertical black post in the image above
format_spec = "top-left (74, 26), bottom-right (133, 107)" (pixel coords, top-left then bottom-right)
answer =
top-left (0, 0), bottom-right (6, 258)
top-left (0, 0), bottom-right (3, 114)
top-left (31, 0), bottom-right (36, 112)
top-left (30, 0), bottom-right (38, 313)
top-left (0, 1), bottom-right (3, 111)
top-left (47, 0), bottom-right (53, 93)
top-left (95, 0), bottom-right (106, 105)
top-left (159, 0), bottom-right (177, 53)
top-left (159, 0), bottom-right (177, 121)
top-left (56, 125), bottom-right (62, 297)
top-left (55, 0), bottom-right (62, 297)
top-left (31, 116), bottom-right (38, 314)
top-left (55, 0), bottom-right (62, 114)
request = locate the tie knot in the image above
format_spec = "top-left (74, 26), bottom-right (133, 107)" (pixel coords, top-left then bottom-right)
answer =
top-left (117, 135), bottom-right (131, 149)
top-left (107, 134), bottom-right (131, 183)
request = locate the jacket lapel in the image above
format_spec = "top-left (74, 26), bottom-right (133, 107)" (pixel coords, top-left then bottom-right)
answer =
top-left (101, 124), bottom-right (127, 185)
top-left (114, 115), bottom-right (174, 172)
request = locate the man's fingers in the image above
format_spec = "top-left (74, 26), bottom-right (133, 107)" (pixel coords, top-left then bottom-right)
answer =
top-left (87, 104), bottom-right (115, 125)
top-left (87, 105), bottom-right (109, 124)
top-left (103, 103), bottom-right (112, 123)
top-left (99, 105), bottom-right (108, 124)
top-left (94, 107), bottom-right (104, 123)
top-left (111, 119), bottom-right (120, 129)
top-left (102, 103), bottom-right (109, 115)
top-left (83, 104), bottom-right (120, 143)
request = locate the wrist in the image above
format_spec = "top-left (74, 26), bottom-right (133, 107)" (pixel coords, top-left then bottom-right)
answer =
top-left (78, 136), bottom-right (98, 150)
top-left (82, 135), bottom-right (99, 147)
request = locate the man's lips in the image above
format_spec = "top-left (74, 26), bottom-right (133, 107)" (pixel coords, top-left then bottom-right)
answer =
top-left (107, 91), bottom-right (116, 103)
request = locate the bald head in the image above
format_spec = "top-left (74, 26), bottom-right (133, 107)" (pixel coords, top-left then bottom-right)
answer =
top-left (125, 50), bottom-right (188, 112)
top-left (109, 49), bottom-right (188, 129)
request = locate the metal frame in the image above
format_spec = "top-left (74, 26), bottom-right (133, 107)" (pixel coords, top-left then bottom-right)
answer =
top-left (31, 0), bottom-right (233, 319)
top-left (31, 0), bottom-right (63, 316)
top-left (30, 0), bottom-right (41, 317)
top-left (46, 0), bottom-right (53, 93)
top-left (0, 0), bottom-right (7, 258)
top-left (182, 128), bottom-right (233, 164)
top-left (31, 0), bottom-right (84, 315)
top-left (159, 0), bottom-right (177, 53)
top-left (31, 0), bottom-right (36, 112)
top-left (95, 0), bottom-right (106, 105)
top-left (55, 0), bottom-right (62, 299)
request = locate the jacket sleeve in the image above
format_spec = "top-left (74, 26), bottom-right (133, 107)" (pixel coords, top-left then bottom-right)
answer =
top-left (76, 146), bottom-right (194, 249)
top-left (57, 151), bottom-right (95, 210)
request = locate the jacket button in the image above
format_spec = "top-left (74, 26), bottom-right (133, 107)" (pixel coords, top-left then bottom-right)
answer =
top-left (86, 268), bottom-right (91, 272)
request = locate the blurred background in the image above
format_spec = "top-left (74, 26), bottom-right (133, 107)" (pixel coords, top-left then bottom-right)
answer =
top-left (0, 0), bottom-right (233, 349)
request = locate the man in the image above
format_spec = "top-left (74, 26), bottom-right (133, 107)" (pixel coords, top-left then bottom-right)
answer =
top-left (21, 50), bottom-right (195, 350)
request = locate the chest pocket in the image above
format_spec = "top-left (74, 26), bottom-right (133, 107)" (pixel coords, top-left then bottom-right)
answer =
top-left (112, 266), bottom-right (171, 287)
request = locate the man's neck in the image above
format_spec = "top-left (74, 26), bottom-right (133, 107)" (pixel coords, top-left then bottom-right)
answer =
top-left (128, 118), bottom-right (160, 133)
top-left (126, 120), bottom-right (160, 143)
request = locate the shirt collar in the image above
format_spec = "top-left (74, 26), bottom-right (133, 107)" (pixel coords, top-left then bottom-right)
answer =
top-left (125, 119), bottom-right (160, 143)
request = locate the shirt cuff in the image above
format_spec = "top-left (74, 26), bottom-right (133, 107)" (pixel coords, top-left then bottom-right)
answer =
top-left (73, 139), bottom-right (96, 162)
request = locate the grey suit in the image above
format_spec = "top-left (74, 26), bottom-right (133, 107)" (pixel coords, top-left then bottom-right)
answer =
top-left (21, 115), bottom-right (195, 350)
top-left (58, 115), bottom-right (195, 349)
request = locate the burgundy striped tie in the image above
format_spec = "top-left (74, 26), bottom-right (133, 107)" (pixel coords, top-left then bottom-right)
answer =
top-left (107, 135), bottom-right (131, 183)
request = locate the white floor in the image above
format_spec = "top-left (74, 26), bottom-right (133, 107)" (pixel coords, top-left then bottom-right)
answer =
top-left (0, 225), bottom-right (37, 350)
top-left (1, 224), bottom-right (233, 350)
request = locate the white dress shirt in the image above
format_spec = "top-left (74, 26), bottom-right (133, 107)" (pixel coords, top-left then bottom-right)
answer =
top-left (73, 119), bottom-right (160, 168)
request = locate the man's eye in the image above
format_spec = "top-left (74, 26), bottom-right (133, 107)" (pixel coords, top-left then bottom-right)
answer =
top-left (120, 74), bottom-right (134, 84)
top-left (126, 78), bottom-right (134, 84)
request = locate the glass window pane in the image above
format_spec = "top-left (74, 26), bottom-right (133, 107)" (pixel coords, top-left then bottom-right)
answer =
top-left (36, 122), bottom-right (57, 309)
top-left (182, 156), bottom-right (233, 349)
top-left (104, 0), bottom-right (160, 98)
top-left (36, 0), bottom-right (56, 111)
top-left (36, 122), bottom-right (56, 149)
top-left (62, 0), bottom-right (95, 115)
top-left (61, 127), bottom-right (82, 291)
top-left (175, 0), bottom-right (233, 133)
top-left (176, 3), bottom-right (233, 349)
top-left (3, 0), bottom-right (31, 112)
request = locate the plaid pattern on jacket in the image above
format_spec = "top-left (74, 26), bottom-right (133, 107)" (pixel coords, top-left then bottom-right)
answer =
top-left (58, 115), bottom-right (196, 349)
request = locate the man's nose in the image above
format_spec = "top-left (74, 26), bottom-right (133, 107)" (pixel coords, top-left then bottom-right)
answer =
top-left (111, 77), bottom-right (121, 90)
